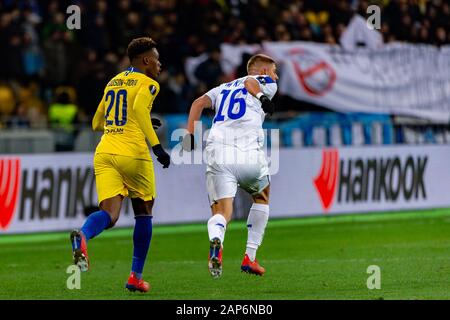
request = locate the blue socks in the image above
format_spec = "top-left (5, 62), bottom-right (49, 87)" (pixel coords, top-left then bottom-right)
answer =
top-left (131, 216), bottom-right (153, 279)
top-left (81, 210), bottom-right (112, 241)
top-left (75, 210), bottom-right (152, 280)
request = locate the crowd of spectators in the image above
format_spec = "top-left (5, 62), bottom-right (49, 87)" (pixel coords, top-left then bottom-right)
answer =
top-left (0, 0), bottom-right (449, 130)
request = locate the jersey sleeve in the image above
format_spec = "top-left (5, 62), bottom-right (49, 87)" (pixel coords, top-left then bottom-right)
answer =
top-left (133, 82), bottom-right (161, 147)
top-left (92, 93), bottom-right (106, 131)
top-left (204, 86), bottom-right (221, 110)
top-left (252, 75), bottom-right (278, 100)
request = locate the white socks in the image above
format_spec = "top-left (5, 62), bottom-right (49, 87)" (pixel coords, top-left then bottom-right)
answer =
top-left (207, 204), bottom-right (269, 262)
top-left (207, 214), bottom-right (227, 243)
top-left (245, 203), bottom-right (269, 261)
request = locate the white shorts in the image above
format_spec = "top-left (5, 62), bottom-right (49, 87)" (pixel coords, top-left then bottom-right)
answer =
top-left (205, 145), bottom-right (270, 205)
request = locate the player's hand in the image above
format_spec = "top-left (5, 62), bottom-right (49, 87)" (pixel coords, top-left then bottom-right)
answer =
top-left (152, 144), bottom-right (171, 168)
top-left (260, 95), bottom-right (275, 116)
top-left (151, 117), bottom-right (162, 130)
top-left (182, 133), bottom-right (195, 151)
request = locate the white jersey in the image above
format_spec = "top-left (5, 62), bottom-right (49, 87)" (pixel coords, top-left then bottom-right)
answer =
top-left (203, 75), bottom-right (277, 204)
top-left (205, 75), bottom-right (277, 152)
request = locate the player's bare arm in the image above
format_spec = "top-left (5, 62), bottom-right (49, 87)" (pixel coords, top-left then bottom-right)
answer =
top-left (187, 94), bottom-right (212, 133)
top-left (244, 57), bottom-right (278, 115)
top-left (243, 77), bottom-right (263, 97)
top-left (183, 94), bottom-right (213, 151)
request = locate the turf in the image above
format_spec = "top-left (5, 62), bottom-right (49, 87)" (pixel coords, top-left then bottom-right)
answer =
top-left (1, 209), bottom-right (450, 300)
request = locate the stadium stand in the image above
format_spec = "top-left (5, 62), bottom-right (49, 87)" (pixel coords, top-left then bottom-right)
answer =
top-left (0, 0), bottom-right (449, 151)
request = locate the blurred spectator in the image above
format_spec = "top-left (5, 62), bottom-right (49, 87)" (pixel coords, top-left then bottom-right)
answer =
top-left (0, 0), bottom-right (449, 129)
top-left (48, 88), bottom-right (79, 151)
top-left (6, 104), bottom-right (31, 129)
top-left (74, 48), bottom-right (112, 117)
top-left (0, 84), bottom-right (15, 117)
top-left (194, 48), bottom-right (223, 89)
top-left (22, 31), bottom-right (43, 78)
top-left (17, 80), bottom-right (46, 128)
top-left (236, 52), bottom-right (254, 78)
top-left (42, 13), bottom-right (73, 87)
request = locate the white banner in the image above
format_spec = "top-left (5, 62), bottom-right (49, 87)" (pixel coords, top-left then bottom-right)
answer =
top-left (1, 146), bottom-right (449, 234)
top-left (219, 42), bottom-right (450, 123)
top-left (266, 41), bottom-right (450, 122)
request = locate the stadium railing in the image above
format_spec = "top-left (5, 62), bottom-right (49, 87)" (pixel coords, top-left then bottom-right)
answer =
top-left (0, 129), bottom-right (55, 154)
top-left (1, 113), bottom-right (450, 154)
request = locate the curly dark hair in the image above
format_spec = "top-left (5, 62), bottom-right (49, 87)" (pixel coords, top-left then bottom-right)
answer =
top-left (127, 37), bottom-right (157, 62)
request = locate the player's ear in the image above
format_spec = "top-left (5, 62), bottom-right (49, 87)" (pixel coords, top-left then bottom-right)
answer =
top-left (143, 55), bottom-right (150, 65)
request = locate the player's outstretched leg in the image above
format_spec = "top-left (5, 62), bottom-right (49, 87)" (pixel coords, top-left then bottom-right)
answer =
top-left (207, 214), bottom-right (227, 278)
top-left (70, 209), bottom-right (112, 272)
top-left (241, 203), bottom-right (269, 276)
top-left (126, 213), bottom-right (153, 293)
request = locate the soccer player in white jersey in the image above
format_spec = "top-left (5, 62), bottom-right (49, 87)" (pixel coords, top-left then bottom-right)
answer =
top-left (184, 54), bottom-right (278, 278)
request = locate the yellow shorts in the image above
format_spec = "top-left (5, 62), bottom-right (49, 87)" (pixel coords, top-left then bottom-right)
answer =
top-left (94, 153), bottom-right (155, 204)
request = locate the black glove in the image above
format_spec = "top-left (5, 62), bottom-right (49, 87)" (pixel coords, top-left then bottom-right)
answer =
top-left (151, 117), bottom-right (162, 130)
top-left (152, 144), bottom-right (170, 168)
top-left (182, 133), bottom-right (195, 151)
top-left (259, 94), bottom-right (275, 116)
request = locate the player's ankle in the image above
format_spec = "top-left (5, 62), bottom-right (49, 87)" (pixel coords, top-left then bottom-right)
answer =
top-left (131, 271), bottom-right (142, 280)
top-left (245, 247), bottom-right (257, 262)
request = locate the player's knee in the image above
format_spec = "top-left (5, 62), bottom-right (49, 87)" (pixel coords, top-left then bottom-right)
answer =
top-left (253, 191), bottom-right (269, 204)
top-left (131, 198), bottom-right (154, 217)
top-left (101, 210), bottom-right (120, 228)
top-left (253, 184), bottom-right (270, 204)
top-left (99, 195), bottom-right (123, 228)
top-left (133, 206), bottom-right (153, 217)
top-left (108, 215), bottom-right (119, 228)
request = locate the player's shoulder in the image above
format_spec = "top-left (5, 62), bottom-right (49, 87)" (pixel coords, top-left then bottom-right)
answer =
top-left (104, 68), bottom-right (142, 88)
top-left (134, 72), bottom-right (159, 88)
top-left (105, 71), bottom-right (124, 87)
top-left (146, 77), bottom-right (159, 89)
top-left (128, 68), bottom-right (160, 93)
top-left (221, 76), bottom-right (247, 88)
top-left (143, 77), bottom-right (159, 96)
top-left (123, 67), bottom-right (159, 84)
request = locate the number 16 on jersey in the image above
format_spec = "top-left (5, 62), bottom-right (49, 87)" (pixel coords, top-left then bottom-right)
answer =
top-left (213, 88), bottom-right (248, 123)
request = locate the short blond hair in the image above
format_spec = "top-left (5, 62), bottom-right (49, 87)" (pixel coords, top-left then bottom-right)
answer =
top-left (247, 54), bottom-right (276, 73)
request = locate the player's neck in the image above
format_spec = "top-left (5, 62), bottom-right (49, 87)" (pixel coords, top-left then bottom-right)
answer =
top-left (130, 65), bottom-right (145, 74)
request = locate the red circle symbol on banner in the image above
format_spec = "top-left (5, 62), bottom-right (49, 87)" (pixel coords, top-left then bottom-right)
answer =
top-left (289, 48), bottom-right (336, 96)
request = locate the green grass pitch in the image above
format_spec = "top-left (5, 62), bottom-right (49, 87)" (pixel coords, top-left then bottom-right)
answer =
top-left (1, 209), bottom-right (450, 300)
